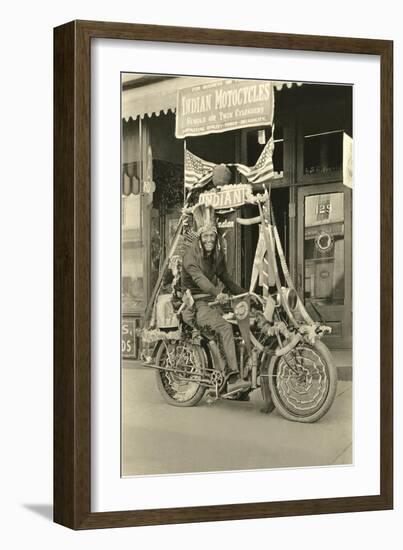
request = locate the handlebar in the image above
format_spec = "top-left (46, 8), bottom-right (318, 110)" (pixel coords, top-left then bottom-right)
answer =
top-left (208, 291), bottom-right (264, 307)
top-left (208, 292), bottom-right (248, 307)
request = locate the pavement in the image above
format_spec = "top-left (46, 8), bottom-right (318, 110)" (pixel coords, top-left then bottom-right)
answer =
top-left (122, 355), bottom-right (352, 477)
top-left (331, 349), bottom-right (353, 380)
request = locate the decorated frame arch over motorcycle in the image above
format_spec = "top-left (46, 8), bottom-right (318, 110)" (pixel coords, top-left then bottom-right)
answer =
top-left (140, 144), bottom-right (338, 422)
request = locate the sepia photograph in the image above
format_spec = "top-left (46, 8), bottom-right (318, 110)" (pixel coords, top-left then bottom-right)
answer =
top-left (121, 73), bottom-right (353, 477)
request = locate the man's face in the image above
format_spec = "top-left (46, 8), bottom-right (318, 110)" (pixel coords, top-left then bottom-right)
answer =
top-left (200, 230), bottom-right (216, 254)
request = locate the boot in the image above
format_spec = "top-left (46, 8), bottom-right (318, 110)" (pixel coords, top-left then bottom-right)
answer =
top-left (226, 390), bottom-right (251, 402)
top-left (226, 372), bottom-right (251, 394)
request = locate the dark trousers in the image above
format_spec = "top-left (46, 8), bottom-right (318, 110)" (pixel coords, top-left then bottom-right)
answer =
top-left (195, 301), bottom-right (238, 372)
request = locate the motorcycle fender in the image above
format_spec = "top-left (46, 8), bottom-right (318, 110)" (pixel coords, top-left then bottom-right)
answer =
top-left (275, 333), bottom-right (302, 356)
top-left (260, 350), bottom-right (276, 414)
top-left (151, 340), bottom-right (164, 361)
top-left (143, 339), bottom-right (169, 367)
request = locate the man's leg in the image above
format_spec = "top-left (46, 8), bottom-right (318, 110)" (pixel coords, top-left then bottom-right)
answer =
top-left (195, 302), bottom-right (237, 371)
top-left (195, 302), bottom-right (250, 393)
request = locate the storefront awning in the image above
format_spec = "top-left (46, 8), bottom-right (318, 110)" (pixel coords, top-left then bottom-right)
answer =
top-left (122, 78), bottom-right (302, 121)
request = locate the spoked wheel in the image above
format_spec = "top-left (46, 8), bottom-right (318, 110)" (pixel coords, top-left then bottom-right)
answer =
top-left (155, 341), bottom-right (207, 407)
top-left (268, 340), bottom-right (337, 423)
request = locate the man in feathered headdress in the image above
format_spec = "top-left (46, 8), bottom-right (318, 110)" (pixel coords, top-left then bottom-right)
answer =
top-left (182, 203), bottom-right (250, 394)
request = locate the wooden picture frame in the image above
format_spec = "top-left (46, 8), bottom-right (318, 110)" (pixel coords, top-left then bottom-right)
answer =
top-left (54, 20), bottom-right (393, 529)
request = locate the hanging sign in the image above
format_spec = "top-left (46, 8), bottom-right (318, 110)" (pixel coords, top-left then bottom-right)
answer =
top-left (176, 79), bottom-right (274, 138)
top-left (198, 184), bottom-right (250, 209)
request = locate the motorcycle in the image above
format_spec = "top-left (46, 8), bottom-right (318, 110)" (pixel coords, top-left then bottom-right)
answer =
top-left (141, 187), bottom-right (338, 423)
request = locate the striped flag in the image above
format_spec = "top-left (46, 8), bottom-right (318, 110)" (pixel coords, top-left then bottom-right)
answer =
top-left (184, 150), bottom-right (215, 190)
top-left (249, 225), bottom-right (275, 293)
top-left (235, 133), bottom-right (275, 184)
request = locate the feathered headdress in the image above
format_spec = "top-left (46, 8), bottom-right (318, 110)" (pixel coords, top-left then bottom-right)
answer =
top-left (192, 203), bottom-right (217, 236)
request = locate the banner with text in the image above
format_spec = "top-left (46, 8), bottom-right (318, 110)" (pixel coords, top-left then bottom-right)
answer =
top-left (175, 79), bottom-right (274, 139)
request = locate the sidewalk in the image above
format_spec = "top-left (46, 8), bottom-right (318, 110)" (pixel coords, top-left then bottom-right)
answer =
top-left (332, 349), bottom-right (353, 380)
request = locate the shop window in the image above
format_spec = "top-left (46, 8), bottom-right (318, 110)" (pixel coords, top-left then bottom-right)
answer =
top-left (122, 194), bottom-right (144, 315)
top-left (247, 125), bottom-right (283, 179)
top-left (187, 130), bottom-right (237, 166)
top-left (303, 130), bottom-right (343, 176)
top-left (152, 160), bottom-right (184, 212)
top-left (151, 159), bottom-right (184, 281)
top-left (303, 192), bottom-right (345, 305)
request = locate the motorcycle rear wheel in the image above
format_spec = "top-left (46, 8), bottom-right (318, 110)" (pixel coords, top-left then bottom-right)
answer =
top-left (155, 341), bottom-right (207, 407)
top-left (268, 340), bottom-right (337, 423)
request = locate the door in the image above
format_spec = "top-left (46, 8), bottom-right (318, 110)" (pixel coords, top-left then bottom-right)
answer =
top-left (297, 182), bottom-right (352, 349)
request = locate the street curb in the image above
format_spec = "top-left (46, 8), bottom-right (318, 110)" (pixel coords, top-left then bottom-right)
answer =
top-left (337, 366), bottom-right (352, 381)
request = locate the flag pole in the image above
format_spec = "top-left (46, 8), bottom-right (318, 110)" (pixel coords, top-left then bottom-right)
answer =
top-left (183, 138), bottom-right (187, 206)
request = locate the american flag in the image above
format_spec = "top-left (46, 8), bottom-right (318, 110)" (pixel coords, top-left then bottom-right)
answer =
top-left (184, 150), bottom-right (215, 190)
top-left (235, 134), bottom-right (275, 184)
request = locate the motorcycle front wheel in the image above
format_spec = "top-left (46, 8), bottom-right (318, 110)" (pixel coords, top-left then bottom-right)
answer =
top-left (155, 341), bottom-right (207, 407)
top-left (268, 340), bottom-right (338, 423)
